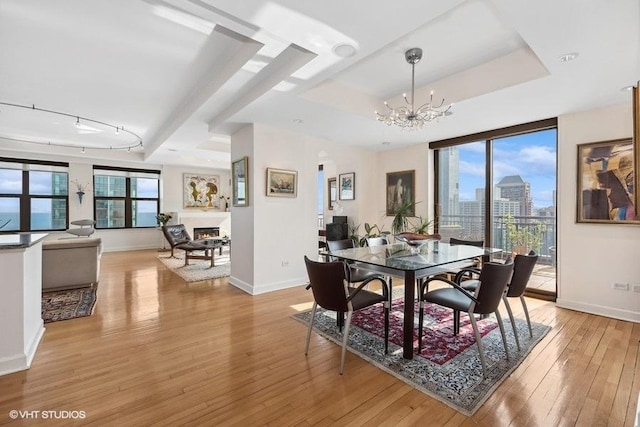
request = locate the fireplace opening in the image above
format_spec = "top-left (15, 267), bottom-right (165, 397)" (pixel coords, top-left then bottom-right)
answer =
top-left (193, 227), bottom-right (220, 240)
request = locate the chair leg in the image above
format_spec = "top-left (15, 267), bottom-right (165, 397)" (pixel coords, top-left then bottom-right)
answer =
top-left (340, 311), bottom-right (353, 375)
top-left (520, 296), bottom-right (533, 337)
top-left (495, 310), bottom-right (510, 361)
top-left (453, 310), bottom-right (460, 335)
top-left (469, 313), bottom-right (488, 378)
top-left (305, 302), bottom-right (318, 355)
top-left (502, 296), bottom-right (521, 351)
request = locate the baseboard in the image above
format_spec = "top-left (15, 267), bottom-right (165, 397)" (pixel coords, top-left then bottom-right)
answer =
top-left (0, 323), bottom-right (44, 377)
top-left (556, 299), bottom-right (640, 323)
top-left (228, 276), bottom-right (305, 295)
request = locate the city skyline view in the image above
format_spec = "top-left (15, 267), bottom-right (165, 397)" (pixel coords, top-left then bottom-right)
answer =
top-left (457, 129), bottom-right (557, 210)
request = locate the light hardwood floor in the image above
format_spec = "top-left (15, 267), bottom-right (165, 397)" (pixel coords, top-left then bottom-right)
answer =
top-left (0, 249), bottom-right (638, 426)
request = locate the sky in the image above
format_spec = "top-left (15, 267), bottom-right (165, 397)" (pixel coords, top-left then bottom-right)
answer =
top-left (457, 129), bottom-right (557, 209)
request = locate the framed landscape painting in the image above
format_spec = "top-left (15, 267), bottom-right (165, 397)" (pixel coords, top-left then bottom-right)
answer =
top-left (232, 156), bottom-right (249, 207)
top-left (266, 168), bottom-right (297, 198)
top-left (386, 170), bottom-right (415, 216)
top-left (576, 138), bottom-right (637, 223)
top-left (183, 174), bottom-right (219, 208)
top-left (339, 172), bottom-right (355, 200)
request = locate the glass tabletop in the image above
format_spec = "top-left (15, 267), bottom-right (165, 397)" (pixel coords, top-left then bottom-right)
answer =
top-left (328, 241), bottom-right (501, 272)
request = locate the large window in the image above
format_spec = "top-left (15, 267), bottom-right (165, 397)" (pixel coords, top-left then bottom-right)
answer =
top-left (0, 159), bottom-right (68, 232)
top-left (432, 119), bottom-right (557, 299)
top-left (93, 166), bottom-right (160, 229)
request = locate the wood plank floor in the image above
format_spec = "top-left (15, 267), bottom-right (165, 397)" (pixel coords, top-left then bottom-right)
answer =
top-left (0, 249), bottom-right (638, 426)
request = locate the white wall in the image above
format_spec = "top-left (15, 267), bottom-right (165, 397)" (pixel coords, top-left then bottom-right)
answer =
top-left (229, 125), bottom-right (256, 292)
top-left (556, 103), bottom-right (640, 322)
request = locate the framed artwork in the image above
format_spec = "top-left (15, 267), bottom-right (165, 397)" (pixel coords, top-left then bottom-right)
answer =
top-left (183, 174), bottom-right (219, 208)
top-left (266, 167), bottom-right (297, 198)
top-left (232, 156), bottom-right (249, 207)
top-left (338, 172), bottom-right (355, 200)
top-left (577, 138), bottom-right (637, 223)
top-left (386, 170), bottom-right (415, 216)
top-left (633, 85), bottom-right (640, 211)
top-left (328, 177), bottom-right (337, 210)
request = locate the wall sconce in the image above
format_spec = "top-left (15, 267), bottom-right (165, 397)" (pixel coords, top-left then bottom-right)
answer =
top-left (76, 191), bottom-right (85, 204)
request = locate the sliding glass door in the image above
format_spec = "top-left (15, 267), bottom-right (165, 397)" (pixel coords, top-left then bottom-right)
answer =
top-left (434, 120), bottom-right (557, 299)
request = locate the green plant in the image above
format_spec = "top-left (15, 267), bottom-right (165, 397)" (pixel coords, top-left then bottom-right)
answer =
top-left (411, 215), bottom-right (434, 234)
top-left (504, 214), bottom-right (546, 253)
top-left (391, 200), bottom-right (419, 234)
top-left (349, 222), bottom-right (390, 247)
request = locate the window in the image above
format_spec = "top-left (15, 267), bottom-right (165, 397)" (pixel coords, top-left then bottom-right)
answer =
top-left (93, 166), bottom-right (160, 229)
top-left (0, 159), bottom-right (69, 232)
top-left (432, 119), bottom-right (557, 299)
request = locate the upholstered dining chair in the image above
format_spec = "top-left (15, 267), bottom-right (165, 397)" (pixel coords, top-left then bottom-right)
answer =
top-left (461, 251), bottom-right (538, 351)
top-left (303, 256), bottom-right (390, 374)
top-left (418, 260), bottom-right (514, 378)
top-left (326, 239), bottom-right (383, 285)
top-left (365, 236), bottom-right (390, 247)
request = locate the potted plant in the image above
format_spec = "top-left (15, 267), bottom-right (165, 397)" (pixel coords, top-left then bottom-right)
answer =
top-left (504, 214), bottom-right (546, 255)
top-left (156, 212), bottom-right (172, 226)
top-left (391, 200), bottom-right (419, 234)
top-left (349, 222), bottom-right (390, 247)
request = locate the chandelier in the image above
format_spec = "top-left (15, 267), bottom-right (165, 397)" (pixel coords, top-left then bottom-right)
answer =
top-left (375, 48), bottom-right (452, 130)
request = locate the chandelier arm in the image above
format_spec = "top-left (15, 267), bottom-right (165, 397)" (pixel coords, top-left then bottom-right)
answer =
top-left (0, 101), bottom-right (143, 145)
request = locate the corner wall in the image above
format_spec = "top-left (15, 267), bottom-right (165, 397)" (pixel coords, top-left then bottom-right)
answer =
top-left (557, 103), bottom-right (640, 322)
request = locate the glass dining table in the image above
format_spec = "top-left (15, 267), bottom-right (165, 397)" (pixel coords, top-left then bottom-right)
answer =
top-left (327, 241), bottom-right (502, 359)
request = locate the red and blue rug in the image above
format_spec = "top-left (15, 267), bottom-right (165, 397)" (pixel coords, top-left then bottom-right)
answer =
top-left (294, 297), bottom-right (550, 415)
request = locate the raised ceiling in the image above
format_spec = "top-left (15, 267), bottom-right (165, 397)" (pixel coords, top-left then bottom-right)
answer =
top-left (0, 0), bottom-right (638, 169)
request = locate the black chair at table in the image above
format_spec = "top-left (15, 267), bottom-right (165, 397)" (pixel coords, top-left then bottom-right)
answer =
top-left (326, 239), bottom-right (383, 285)
top-left (460, 251), bottom-right (538, 351)
top-left (303, 256), bottom-right (389, 374)
top-left (418, 260), bottom-right (514, 378)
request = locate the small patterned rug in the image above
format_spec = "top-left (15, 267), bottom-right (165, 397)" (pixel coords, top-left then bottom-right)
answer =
top-left (158, 251), bottom-right (230, 282)
top-left (293, 298), bottom-right (550, 415)
top-left (42, 287), bottom-right (97, 323)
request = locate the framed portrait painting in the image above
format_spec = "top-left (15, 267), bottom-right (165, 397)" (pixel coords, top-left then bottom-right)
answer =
top-left (266, 168), bottom-right (297, 198)
top-left (338, 172), bottom-right (355, 200)
top-left (577, 138), bottom-right (637, 223)
top-left (232, 156), bottom-right (249, 207)
top-left (183, 174), bottom-right (219, 208)
top-left (386, 170), bottom-right (415, 216)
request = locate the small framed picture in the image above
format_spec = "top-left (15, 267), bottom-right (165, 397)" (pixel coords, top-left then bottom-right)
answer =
top-left (328, 177), bottom-right (337, 210)
top-left (232, 156), bottom-right (249, 207)
top-left (339, 172), bottom-right (355, 200)
top-left (266, 168), bottom-right (297, 198)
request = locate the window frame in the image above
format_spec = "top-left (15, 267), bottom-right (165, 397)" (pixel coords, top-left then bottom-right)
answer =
top-left (0, 157), bottom-right (69, 232)
top-left (93, 165), bottom-right (161, 229)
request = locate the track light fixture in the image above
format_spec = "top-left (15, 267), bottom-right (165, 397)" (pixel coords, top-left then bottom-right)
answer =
top-left (0, 101), bottom-right (143, 151)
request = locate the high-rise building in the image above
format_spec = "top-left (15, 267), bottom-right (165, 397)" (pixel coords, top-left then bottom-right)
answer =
top-left (437, 147), bottom-right (459, 216)
top-left (495, 175), bottom-right (533, 216)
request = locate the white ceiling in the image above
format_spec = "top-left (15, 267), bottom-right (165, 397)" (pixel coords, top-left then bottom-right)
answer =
top-left (0, 0), bottom-right (638, 170)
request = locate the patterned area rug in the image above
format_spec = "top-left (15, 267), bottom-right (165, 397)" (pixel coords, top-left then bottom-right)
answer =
top-left (158, 251), bottom-right (230, 282)
top-left (42, 287), bottom-right (97, 323)
top-left (293, 298), bottom-right (550, 415)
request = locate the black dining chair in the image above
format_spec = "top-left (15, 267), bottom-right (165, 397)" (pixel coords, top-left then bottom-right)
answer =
top-left (418, 260), bottom-right (514, 378)
top-left (460, 251), bottom-right (538, 351)
top-left (303, 256), bottom-right (389, 374)
top-left (326, 239), bottom-right (383, 285)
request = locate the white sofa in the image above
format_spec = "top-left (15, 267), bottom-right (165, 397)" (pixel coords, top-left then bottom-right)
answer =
top-left (42, 237), bottom-right (102, 291)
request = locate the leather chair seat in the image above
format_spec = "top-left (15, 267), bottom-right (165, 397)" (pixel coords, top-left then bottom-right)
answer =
top-left (423, 288), bottom-right (472, 312)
